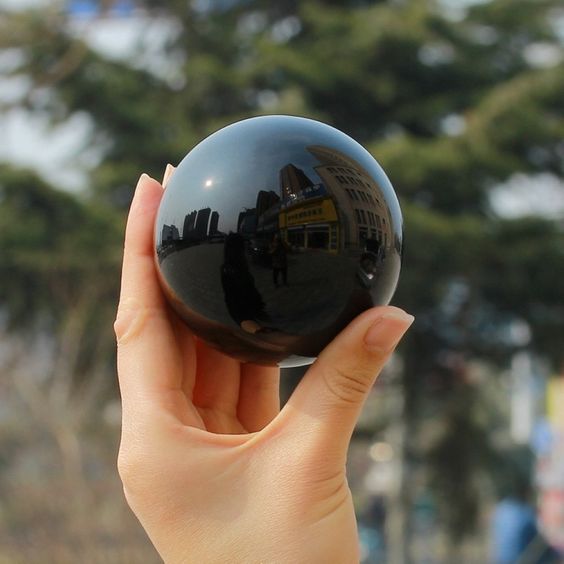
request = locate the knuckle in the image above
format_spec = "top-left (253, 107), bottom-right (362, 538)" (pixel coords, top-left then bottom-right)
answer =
top-left (113, 302), bottom-right (154, 345)
top-left (113, 315), bottom-right (129, 343)
top-left (321, 362), bottom-right (377, 405)
top-left (113, 308), bottom-right (137, 344)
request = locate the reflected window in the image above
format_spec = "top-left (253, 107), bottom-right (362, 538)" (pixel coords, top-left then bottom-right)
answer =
top-left (330, 225), bottom-right (338, 250)
top-left (308, 226), bottom-right (329, 250)
top-left (366, 237), bottom-right (380, 253)
top-left (360, 209), bottom-right (367, 223)
top-left (288, 227), bottom-right (305, 248)
top-left (355, 209), bottom-right (361, 223)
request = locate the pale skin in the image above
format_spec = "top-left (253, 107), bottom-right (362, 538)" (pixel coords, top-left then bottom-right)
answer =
top-left (115, 168), bottom-right (414, 564)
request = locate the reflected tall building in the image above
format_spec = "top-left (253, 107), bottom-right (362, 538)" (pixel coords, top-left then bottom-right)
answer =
top-left (237, 208), bottom-right (257, 234)
top-left (182, 208), bottom-right (221, 241)
top-left (209, 211), bottom-right (219, 235)
top-left (280, 164), bottom-right (314, 201)
top-left (256, 190), bottom-right (280, 233)
top-left (183, 211), bottom-right (197, 239)
top-left (256, 190), bottom-right (280, 216)
top-left (194, 207), bottom-right (211, 239)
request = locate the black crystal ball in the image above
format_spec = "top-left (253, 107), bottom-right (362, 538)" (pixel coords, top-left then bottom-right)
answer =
top-left (154, 115), bottom-right (403, 367)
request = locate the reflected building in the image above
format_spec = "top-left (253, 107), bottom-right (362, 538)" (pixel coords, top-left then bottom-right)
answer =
top-left (256, 190), bottom-right (280, 234)
top-left (278, 164), bottom-right (338, 252)
top-left (280, 164), bottom-right (314, 201)
top-left (194, 207), bottom-right (211, 239)
top-left (237, 208), bottom-right (257, 235)
top-left (183, 211), bottom-right (197, 239)
top-left (161, 224), bottom-right (180, 245)
top-left (274, 148), bottom-right (394, 255)
top-left (307, 145), bottom-right (394, 254)
top-left (235, 191), bottom-right (281, 239)
top-left (209, 211), bottom-right (219, 235)
top-left (160, 207), bottom-right (224, 246)
top-left (185, 207), bottom-right (223, 239)
top-left (234, 190), bottom-right (282, 266)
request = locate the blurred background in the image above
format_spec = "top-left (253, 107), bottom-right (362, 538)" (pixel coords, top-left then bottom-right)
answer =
top-left (0, 0), bottom-right (563, 562)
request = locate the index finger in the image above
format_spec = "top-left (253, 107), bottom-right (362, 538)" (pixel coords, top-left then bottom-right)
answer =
top-left (115, 173), bottom-right (196, 420)
top-left (117, 173), bottom-right (166, 310)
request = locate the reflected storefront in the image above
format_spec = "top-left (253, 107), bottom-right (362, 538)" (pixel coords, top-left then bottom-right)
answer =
top-left (280, 196), bottom-right (339, 252)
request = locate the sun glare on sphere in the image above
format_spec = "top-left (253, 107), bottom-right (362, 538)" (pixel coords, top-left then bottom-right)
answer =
top-left (204, 179), bottom-right (213, 188)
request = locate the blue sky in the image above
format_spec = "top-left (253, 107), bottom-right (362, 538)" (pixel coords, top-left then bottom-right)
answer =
top-left (67, 0), bottom-right (134, 16)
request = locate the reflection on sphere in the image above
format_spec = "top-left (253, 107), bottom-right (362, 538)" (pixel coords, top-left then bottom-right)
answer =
top-left (155, 115), bottom-right (403, 367)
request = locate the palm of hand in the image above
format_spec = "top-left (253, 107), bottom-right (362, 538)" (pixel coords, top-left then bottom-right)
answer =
top-left (119, 314), bottom-right (357, 564)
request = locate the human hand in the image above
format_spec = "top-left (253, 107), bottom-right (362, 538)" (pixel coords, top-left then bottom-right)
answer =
top-left (115, 171), bottom-right (413, 564)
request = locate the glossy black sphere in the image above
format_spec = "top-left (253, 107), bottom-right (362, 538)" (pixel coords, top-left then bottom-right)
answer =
top-left (155, 116), bottom-right (403, 367)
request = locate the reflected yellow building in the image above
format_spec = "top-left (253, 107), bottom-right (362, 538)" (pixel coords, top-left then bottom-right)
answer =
top-left (276, 150), bottom-right (394, 256)
top-left (279, 196), bottom-right (339, 252)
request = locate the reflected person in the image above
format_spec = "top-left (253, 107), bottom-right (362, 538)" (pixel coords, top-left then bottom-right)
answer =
top-left (221, 232), bottom-right (268, 334)
top-left (269, 233), bottom-right (290, 287)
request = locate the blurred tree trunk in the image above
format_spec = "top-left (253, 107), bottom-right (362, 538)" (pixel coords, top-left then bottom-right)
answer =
top-left (385, 367), bottom-right (411, 564)
top-left (5, 300), bottom-right (108, 551)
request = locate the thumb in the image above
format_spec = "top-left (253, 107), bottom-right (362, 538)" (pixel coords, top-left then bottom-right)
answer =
top-left (280, 306), bottom-right (413, 464)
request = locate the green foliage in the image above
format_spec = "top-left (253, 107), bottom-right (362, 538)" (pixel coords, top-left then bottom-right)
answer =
top-left (0, 165), bottom-right (122, 375)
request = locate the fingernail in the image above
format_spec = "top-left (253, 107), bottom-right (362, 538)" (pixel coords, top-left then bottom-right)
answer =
top-left (135, 172), bottom-right (150, 188)
top-left (364, 310), bottom-right (414, 353)
top-left (162, 164), bottom-right (175, 188)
